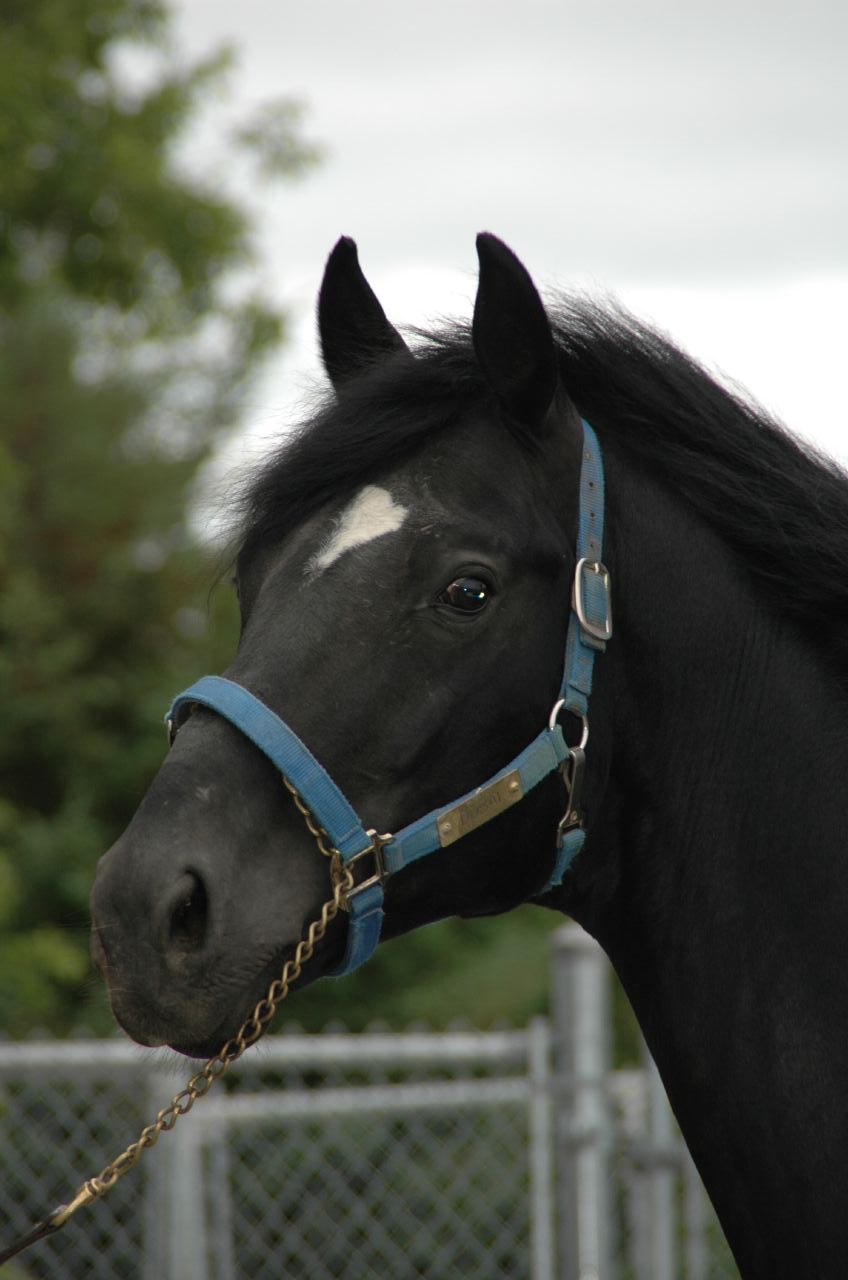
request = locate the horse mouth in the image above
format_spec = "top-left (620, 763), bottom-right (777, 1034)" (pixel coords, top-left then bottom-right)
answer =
top-left (92, 920), bottom-right (347, 1059)
top-left (103, 981), bottom-right (257, 1059)
top-left (90, 921), bottom-right (252, 1056)
top-left (163, 955), bottom-right (304, 1059)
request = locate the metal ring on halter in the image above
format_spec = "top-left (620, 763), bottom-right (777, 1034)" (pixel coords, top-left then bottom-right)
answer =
top-left (548, 698), bottom-right (589, 751)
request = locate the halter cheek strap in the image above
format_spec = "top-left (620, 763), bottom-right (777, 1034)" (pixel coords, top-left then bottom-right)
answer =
top-left (542, 420), bottom-right (611, 890)
top-left (166, 420), bottom-right (611, 975)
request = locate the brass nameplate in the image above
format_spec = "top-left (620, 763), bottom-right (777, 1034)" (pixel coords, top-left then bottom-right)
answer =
top-left (437, 769), bottom-right (524, 847)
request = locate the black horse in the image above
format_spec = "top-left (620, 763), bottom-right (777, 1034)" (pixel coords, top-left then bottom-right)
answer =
top-left (91, 234), bottom-right (848, 1279)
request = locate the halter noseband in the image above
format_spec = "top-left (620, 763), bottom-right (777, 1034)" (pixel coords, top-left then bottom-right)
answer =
top-left (166, 420), bottom-right (611, 975)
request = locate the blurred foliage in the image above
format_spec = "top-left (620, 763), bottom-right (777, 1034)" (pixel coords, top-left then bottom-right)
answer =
top-left (292, 909), bottom-right (562, 1033)
top-left (0, 0), bottom-right (638, 1060)
top-left (282, 907), bottom-right (642, 1067)
top-left (0, 0), bottom-right (317, 335)
top-left (0, 0), bottom-right (313, 1037)
top-left (0, 290), bottom-right (243, 1035)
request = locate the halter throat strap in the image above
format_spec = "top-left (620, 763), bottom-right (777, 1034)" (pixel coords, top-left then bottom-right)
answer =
top-left (166, 420), bottom-right (610, 974)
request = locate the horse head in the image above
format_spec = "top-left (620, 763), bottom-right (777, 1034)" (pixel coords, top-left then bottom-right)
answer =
top-left (90, 235), bottom-right (600, 1057)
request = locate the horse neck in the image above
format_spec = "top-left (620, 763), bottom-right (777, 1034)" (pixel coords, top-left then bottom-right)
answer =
top-left (583, 449), bottom-right (848, 1277)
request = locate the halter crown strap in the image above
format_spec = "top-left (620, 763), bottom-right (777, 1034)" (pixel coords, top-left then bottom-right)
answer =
top-left (165, 419), bottom-right (610, 974)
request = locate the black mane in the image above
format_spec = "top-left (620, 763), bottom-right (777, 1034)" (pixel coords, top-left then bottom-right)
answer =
top-left (238, 297), bottom-right (848, 658)
top-left (549, 300), bottom-right (848, 648)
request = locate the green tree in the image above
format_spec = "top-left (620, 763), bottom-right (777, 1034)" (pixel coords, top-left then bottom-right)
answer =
top-left (0, 2), bottom-right (619, 1051)
top-left (0, 0), bottom-right (316, 1035)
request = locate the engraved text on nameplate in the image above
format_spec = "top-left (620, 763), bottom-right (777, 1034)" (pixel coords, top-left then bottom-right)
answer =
top-left (436, 770), bottom-right (524, 848)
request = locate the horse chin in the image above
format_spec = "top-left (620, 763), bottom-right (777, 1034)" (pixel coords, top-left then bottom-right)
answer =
top-left (167, 1025), bottom-right (242, 1062)
top-left (103, 972), bottom-right (252, 1059)
top-left (117, 924), bottom-right (348, 1061)
top-left (94, 946), bottom-right (273, 1059)
top-left (107, 986), bottom-right (253, 1060)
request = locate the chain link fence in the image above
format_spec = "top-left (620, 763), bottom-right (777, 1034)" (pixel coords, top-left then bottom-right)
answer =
top-left (0, 927), bottom-right (739, 1279)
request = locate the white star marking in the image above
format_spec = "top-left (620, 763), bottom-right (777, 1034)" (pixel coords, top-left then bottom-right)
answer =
top-left (308, 484), bottom-right (409, 574)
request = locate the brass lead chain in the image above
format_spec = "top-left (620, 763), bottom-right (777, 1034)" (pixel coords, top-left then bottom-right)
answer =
top-left (0, 783), bottom-right (352, 1267)
top-left (281, 775), bottom-right (340, 859)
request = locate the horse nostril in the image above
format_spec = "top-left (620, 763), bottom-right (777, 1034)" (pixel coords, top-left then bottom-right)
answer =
top-left (168, 872), bottom-right (209, 954)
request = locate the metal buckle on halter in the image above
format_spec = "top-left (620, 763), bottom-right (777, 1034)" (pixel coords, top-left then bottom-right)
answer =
top-left (339, 830), bottom-right (392, 908)
top-left (166, 701), bottom-right (197, 746)
top-left (557, 746), bottom-right (586, 841)
top-left (573, 558), bottom-right (613, 644)
top-left (549, 701), bottom-right (589, 841)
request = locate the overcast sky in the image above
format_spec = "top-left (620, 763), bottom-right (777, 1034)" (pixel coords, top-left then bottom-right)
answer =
top-left (167, 0), bottom-right (847, 477)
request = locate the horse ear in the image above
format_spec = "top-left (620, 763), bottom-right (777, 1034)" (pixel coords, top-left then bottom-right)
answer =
top-left (472, 233), bottom-right (558, 431)
top-left (318, 237), bottom-right (409, 389)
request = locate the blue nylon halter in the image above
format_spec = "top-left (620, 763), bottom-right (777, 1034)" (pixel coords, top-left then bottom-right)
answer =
top-left (166, 420), bottom-right (611, 975)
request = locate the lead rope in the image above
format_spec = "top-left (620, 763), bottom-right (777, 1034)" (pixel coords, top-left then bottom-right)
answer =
top-left (0, 779), bottom-right (351, 1268)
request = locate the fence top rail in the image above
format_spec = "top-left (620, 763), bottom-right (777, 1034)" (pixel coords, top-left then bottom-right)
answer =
top-left (190, 1074), bottom-right (534, 1128)
top-left (0, 1026), bottom-right (539, 1076)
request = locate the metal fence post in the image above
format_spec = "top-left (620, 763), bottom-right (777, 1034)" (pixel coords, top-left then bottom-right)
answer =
top-left (551, 923), bottom-right (614, 1280)
top-left (205, 1115), bottom-right (237, 1280)
top-left (143, 1068), bottom-right (177, 1280)
top-left (528, 1015), bottom-right (556, 1280)
top-left (165, 1104), bottom-right (209, 1280)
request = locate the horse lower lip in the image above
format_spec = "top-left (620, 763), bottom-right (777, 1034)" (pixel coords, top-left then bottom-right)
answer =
top-left (168, 1035), bottom-right (231, 1060)
top-left (112, 1006), bottom-right (169, 1049)
top-left (112, 992), bottom-right (229, 1053)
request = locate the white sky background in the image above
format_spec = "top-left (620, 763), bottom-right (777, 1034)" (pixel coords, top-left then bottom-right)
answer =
top-left (167, 0), bottom-right (847, 495)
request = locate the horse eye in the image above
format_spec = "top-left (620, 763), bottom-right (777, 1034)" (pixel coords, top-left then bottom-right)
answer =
top-left (438, 576), bottom-right (492, 613)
